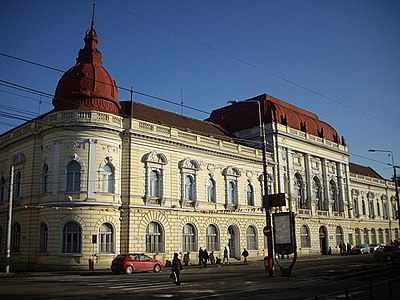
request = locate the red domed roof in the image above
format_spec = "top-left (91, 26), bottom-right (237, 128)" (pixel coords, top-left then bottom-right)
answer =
top-left (53, 23), bottom-right (120, 114)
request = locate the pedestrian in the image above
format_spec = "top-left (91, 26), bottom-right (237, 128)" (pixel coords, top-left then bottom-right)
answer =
top-left (203, 248), bottom-right (209, 267)
top-left (183, 252), bottom-right (190, 266)
top-left (242, 248), bottom-right (249, 263)
top-left (346, 243), bottom-right (351, 254)
top-left (223, 247), bottom-right (229, 264)
top-left (209, 251), bottom-right (215, 264)
top-left (171, 252), bottom-right (183, 285)
top-left (198, 247), bottom-right (204, 265)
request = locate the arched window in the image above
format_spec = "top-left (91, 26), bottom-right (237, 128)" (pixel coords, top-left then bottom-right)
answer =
top-left (0, 176), bottom-right (5, 203)
top-left (150, 170), bottom-right (160, 197)
top-left (99, 223), bottom-right (114, 253)
top-left (206, 176), bottom-right (216, 203)
top-left (355, 228), bottom-right (361, 245)
top-left (335, 226), bottom-right (343, 246)
top-left (62, 222), bottom-right (82, 253)
top-left (14, 170), bottom-right (22, 198)
top-left (206, 224), bottom-right (219, 251)
top-left (363, 228), bottom-right (369, 244)
top-left (228, 181), bottom-right (237, 205)
top-left (11, 222), bottom-right (21, 252)
top-left (369, 200), bottom-right (375, 218)
top-left (184, 175), bottom-right (194, 200)
top-left (146, 222), bottom-right (164, 253)
top-left (371, 228), bottom-right (377, 244)
top-left (246, 226), bottom-right (257, 250)
top-left (66, 161), bottom-right (81, 192)
top-left (362, 199), bottom-right (366, 215)
top-left (352, 190), bottom-right (359, 216)
top-left (102, 164), bottom-right (114, 193)
top-left (41, 164), bottom-right (49, 194)
top-left (376, 201), bottom-right (380, 216)
top-left (378, 228), bottom-right (384, 244)
top-left (313, 177), bottom-right (322, 210)
top-left (385, 229), bottom-right (390, 244)
top-left (294, 173), bottom-right (305, 209)
top-left (182, 223), bottom-right (197, 252)
top-left (300, 225), bottom-right (311, 248)
top-left (330, 181), bottom-right (339, 212)
top-left (179, 158), bottom-right (199, 206)
top-left (383, 202), bottom-right (388, 219)
top-left (246, 182), bottom-right (254, 206)
top-left (39, 223), bottom-right (48, 253)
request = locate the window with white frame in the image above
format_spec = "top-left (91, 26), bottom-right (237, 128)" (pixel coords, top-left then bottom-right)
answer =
top-left (330, 180), bottom-right (339, 212)
top-left (150, 170), bottom-right (160, 197)
top-left (146, 222), bottom-right (164, 253)
top-left (66, 161), bottom-right (81, 192)
top-left (363, 228), bottom-right (369, 244)
top-left (0, 176), bottom-right (5, 203)
top-left (223, 166), bottom-right (240, 208)
top-left (353, 190), bottom-right (359, 216)
top-left (371, 228), bottom-right (377, 244)
top-left (101, 162), bottom-right (115, 193)
top-left (378, 228), bottom-right (384, 243)
top-left (313, 177), bottom-right (322, 210)
top-left (11, 222), bottom-right (21, 252)
top-left (39, 223), bottom-right (48, 253)
top-left (246, 226), bottom-right (257, 250)
top-left (336, 226), bottom-right (343, 246)
top-left (300, 225), bottom-right (311, 248)
top-left (62, 221), bottom-right (82, 253)
top-left (206, 175), bottom-right (216, 203)
top-left (355, 228), bottom-right (361, 245)
top-left (40, 164), bottom-right (49, 194)
top-left (385, 229), bottom-right (390, 244)
top-left (182, 223), bottom-right (197, 252)
top-left (246, 181), bottom-right (254, 206)
top-left (99, 223), bottom-right (114, 253)
top-left (179, 159), bottom-right (200, 206)
top-left (206, 224), bottom-right (219, 251)
top-left (13, 170), bottom-right (22, 198)
top-left (142, 151), bottom-right (168, 204)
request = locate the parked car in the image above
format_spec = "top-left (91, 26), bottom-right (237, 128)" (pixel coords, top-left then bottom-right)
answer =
top-left (350, 244), bottom-right (370, 255)
top-left (373, 245), bottom-right (400, 261)
top-left (369, 243), bottom-right (383, 253)
top-left (111, 253), bottom-right (164, 274)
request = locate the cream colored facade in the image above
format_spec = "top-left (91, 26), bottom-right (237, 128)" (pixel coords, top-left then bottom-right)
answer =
top-left (0, 22), bottom-right (398, 272)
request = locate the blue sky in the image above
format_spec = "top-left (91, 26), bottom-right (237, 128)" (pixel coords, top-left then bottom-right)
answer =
top-left (0, 0), bottom-right (399, 179)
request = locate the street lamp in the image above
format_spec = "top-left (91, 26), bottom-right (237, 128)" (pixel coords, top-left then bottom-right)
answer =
top-left (227, 100), bottom-right (274, 276)
top-left (368, 149), bottom-right (400, 231)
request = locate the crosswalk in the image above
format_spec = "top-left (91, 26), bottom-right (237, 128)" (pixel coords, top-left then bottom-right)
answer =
top-left (61, 276), bottom-right (178, 291)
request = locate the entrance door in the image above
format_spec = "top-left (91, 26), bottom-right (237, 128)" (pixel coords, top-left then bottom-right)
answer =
top-left (227, 225), bottom-right (239, 259)
top-left (319, 226), bottom-right (328, 255)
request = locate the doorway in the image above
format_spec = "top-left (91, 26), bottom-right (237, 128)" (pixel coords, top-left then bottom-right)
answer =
top-left (319, 226), bottom-right (328, 255)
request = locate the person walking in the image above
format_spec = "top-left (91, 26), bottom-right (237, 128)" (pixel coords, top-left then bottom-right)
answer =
top-left (171, 252), bottom-right (183, 285)
top-left (183, 252), bottom-right (190, 266)
top-left (198, 247), bottom-right (204, 265)
top-left (203, 249), bottom-right (209, 267)
top-left (209, 251), bottom-right (215, 264)
top-left (242, 248), bottom-right (249, 263)
top-left (223, 247), bottom-right (229, 264)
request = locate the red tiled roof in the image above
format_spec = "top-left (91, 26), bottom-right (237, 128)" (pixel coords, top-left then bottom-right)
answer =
top-left (207, 93), bottom-right (344, 145)
top-left (120, 101), bottom-right (233, 140)
top-left (349, 163), bottom-right (384, 180)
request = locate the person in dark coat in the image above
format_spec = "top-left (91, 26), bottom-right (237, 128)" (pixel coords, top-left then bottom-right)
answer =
top-left (203, 249), bottom-right (209, 267)
top-left (198, 247), bottom-right (204, 265)
top-left (172, 252), bottom-right (183, 285)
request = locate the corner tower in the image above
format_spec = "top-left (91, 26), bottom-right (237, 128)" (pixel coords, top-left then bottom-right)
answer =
top-left (52, 10), bottom-right (121, 114)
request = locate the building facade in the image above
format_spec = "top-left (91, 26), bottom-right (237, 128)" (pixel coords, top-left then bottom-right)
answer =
top-left (0, 21), bottom-right (398, 271)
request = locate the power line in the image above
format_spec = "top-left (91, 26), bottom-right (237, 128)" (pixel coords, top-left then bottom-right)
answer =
top-left (108, 3), bottom-right (399, 129)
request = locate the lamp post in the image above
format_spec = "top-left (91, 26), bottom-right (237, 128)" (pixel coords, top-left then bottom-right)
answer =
top-left (227, 100), bottom-right (274, 276)
top-left (368, 149), bottom-right (400, 231)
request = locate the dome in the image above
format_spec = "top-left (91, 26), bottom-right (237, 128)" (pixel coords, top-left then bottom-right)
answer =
top-left (52, 23), bottom-right (120, 114)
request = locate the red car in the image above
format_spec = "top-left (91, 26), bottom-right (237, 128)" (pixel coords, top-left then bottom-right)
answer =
top-left (111, 253), bottom-right (164, 274)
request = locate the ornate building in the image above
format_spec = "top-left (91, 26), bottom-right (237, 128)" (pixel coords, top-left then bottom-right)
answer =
top-left (0, 20), bottom-right (398, 271)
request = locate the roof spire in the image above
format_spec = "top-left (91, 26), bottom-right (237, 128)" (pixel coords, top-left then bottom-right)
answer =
top-left (91, 0), bottom-right (96, 29)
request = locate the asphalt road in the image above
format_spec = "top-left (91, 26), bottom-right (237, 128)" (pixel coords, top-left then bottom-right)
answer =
top-left (1, 254), bottom-right (399, 299)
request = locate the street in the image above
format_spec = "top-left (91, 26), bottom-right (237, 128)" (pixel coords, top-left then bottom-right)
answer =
top-left (1, 254), bottom-right (399, 299)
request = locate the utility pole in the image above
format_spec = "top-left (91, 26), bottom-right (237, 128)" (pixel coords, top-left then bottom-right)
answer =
top-left (5, 165), bottom-right (14, 273)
